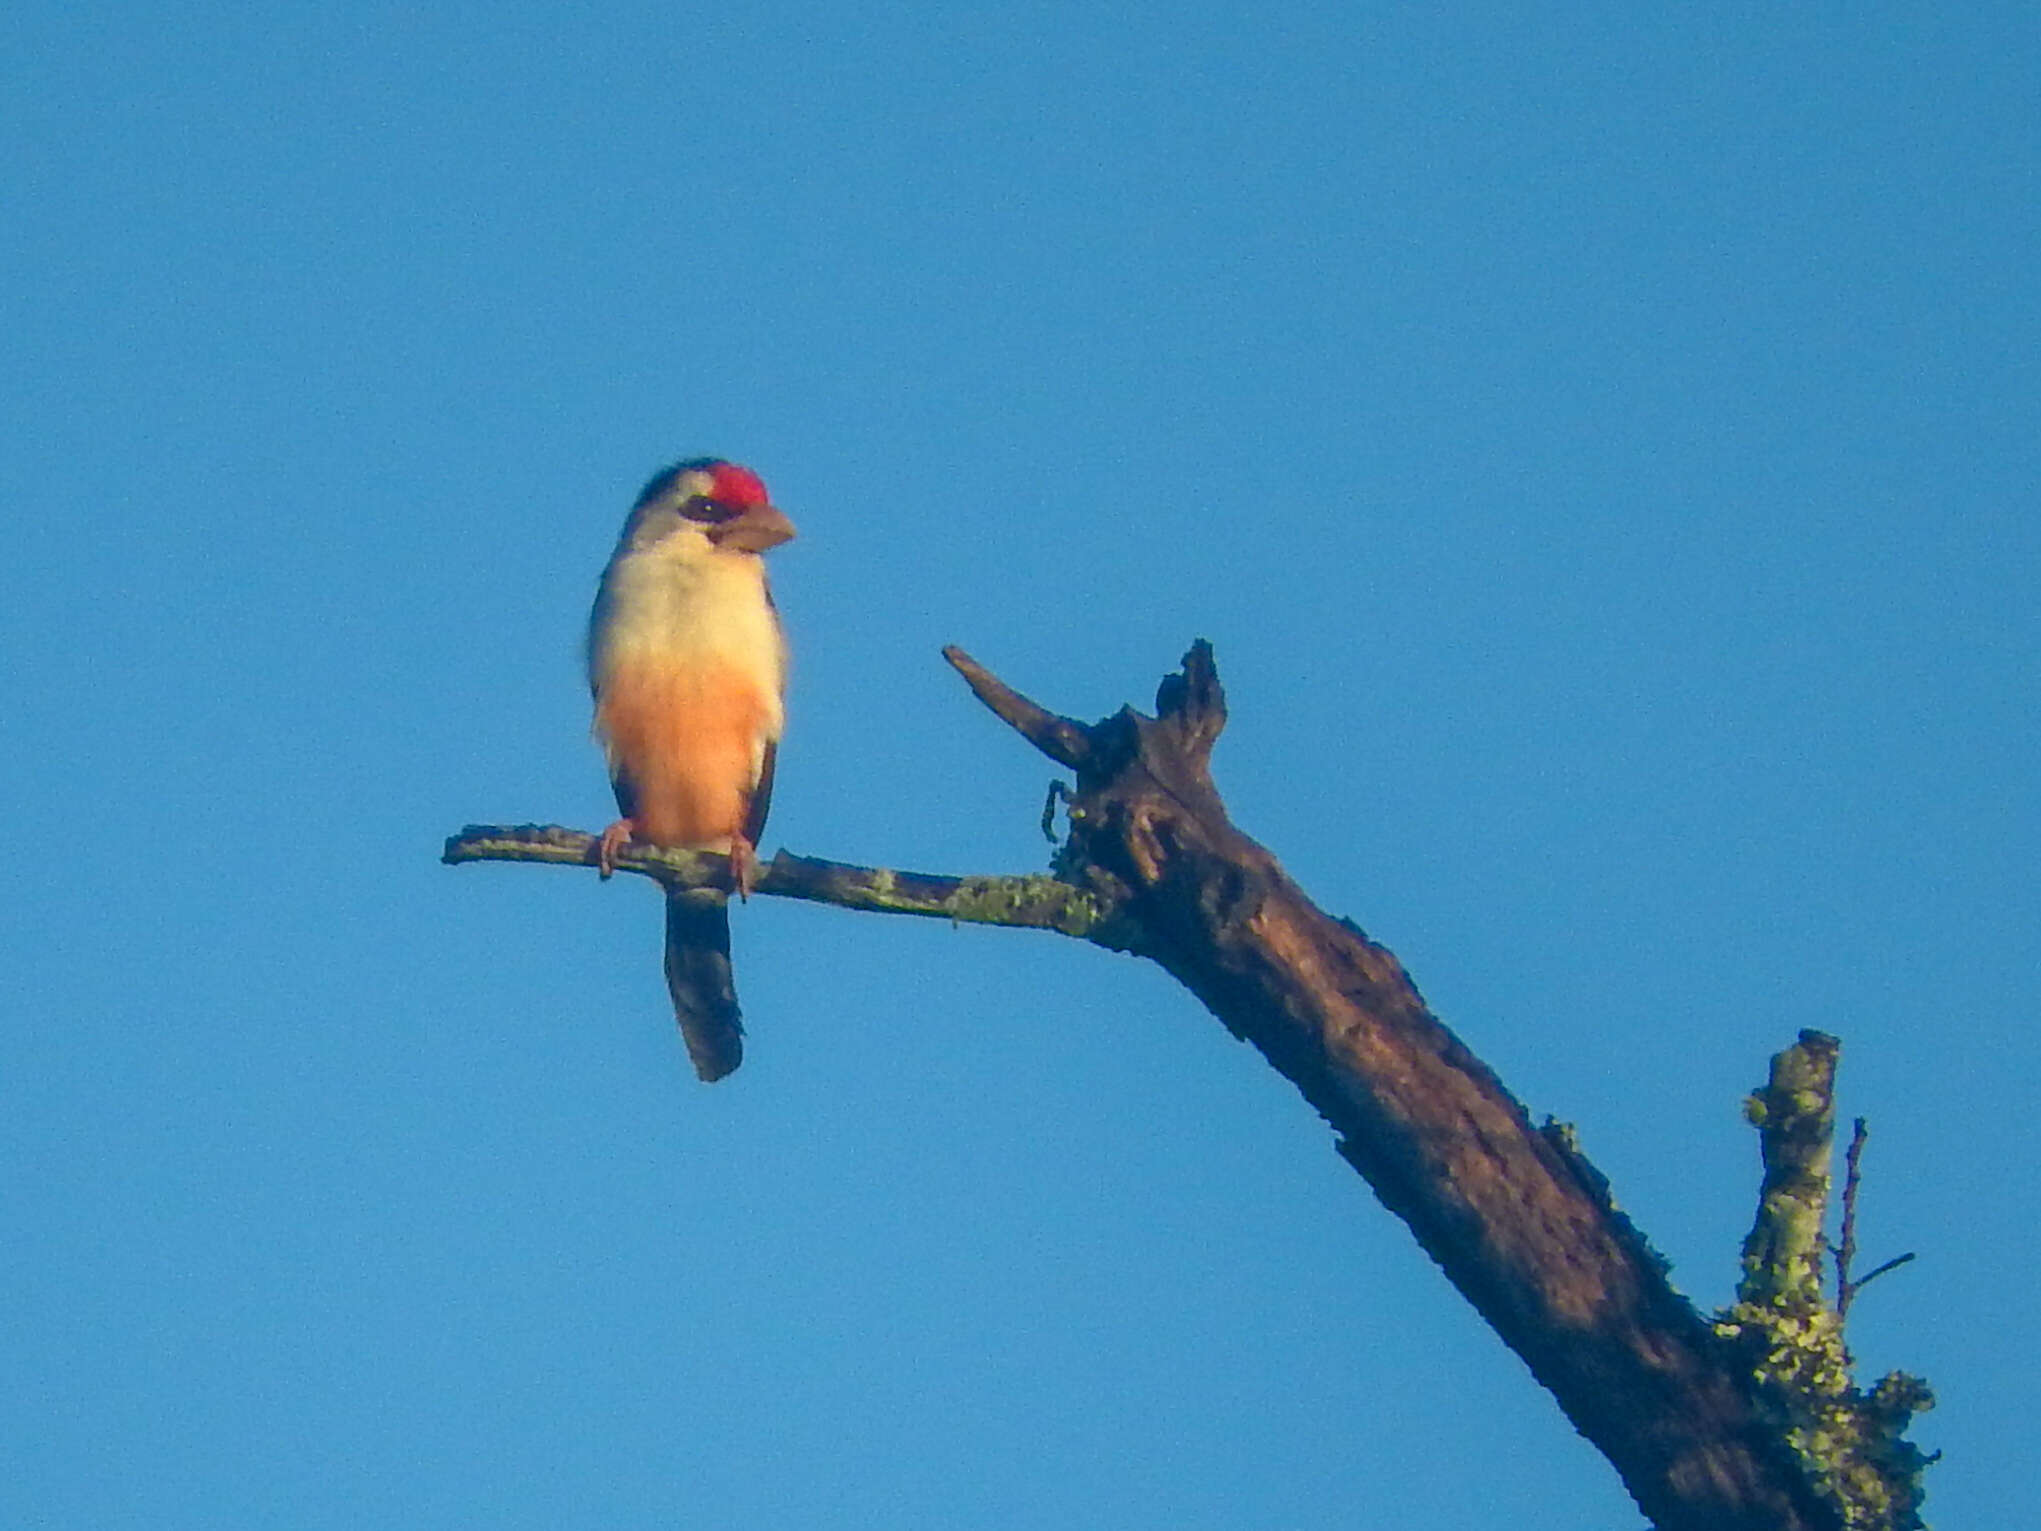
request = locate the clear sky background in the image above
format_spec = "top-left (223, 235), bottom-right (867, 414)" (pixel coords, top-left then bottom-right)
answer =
top-left (7, 4), bottom-right (2035, 1526)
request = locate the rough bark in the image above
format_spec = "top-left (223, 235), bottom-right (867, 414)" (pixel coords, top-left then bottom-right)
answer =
top-left (941, 641), bottom-right (1841, 1531)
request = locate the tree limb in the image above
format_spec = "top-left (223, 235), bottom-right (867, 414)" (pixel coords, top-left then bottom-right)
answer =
top-left (1716, 1035), bottom-right (1933, 1529)
top-left (442, 825), bottom-right (1107, 938)
top-left (444, 641), bottom-right (1934, 1531)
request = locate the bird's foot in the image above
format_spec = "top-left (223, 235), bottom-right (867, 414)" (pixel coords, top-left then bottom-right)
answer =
top-left (596, 818), bottom-right (637, 879)
top-left (729, 837), bottom-right (758, 901)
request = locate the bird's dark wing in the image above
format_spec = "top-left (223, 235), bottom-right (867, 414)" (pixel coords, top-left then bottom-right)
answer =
top-left (609, 764), bottom-right (640, 822)
top-left (744, 739), bottom-right (777, 849)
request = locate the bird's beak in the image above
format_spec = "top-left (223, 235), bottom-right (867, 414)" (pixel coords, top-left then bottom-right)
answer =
top-left (710, 502), bottom-right (797, 553)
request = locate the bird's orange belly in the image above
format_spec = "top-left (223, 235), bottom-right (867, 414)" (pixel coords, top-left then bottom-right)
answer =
top-left (595, 656), bottom-right (774, 848)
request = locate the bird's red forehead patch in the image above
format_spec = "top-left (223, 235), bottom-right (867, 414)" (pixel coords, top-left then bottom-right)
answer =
top-left (708, 463), bottom-right (771, 506)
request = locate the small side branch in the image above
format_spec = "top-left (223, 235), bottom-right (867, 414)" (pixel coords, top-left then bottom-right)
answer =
top-left (1737, 1028), bottom-right (1840, 1309)
top-left (441, 825), bottom-right (1108, 938)
top-left (942, 645), bottom-right (1094, 771)
top-left (1717, 1033), bottom-right (1934, 1531)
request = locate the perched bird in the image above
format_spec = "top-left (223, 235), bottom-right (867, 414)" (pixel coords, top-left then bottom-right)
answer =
top-left (587, 458), bottom-right (795, 1081)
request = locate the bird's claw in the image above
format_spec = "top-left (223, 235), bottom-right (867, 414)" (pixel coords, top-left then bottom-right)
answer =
top-left (597, 822), bottom-right (756, 897)
top-left (597, 819), bottom-right (636, 879)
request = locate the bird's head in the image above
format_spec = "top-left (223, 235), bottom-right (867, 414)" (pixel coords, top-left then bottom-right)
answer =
top-left (619, 458), bottom-right (796, 556)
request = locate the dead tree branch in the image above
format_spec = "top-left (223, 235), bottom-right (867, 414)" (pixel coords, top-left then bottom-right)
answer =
top-left (444, 641), bottom-right (1934, 1531)
top-left (1717, 1036), bottom-right (1933, 1529)
top-left (442, 825), bottom-right (1106, 938)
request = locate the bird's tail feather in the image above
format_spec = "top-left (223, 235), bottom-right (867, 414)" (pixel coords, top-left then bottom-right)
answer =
top-left (663, 889), bottom-right (744, 1082)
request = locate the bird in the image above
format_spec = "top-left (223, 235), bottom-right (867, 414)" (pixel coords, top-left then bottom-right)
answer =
top-left (586, 458), bottom-right (795, 1081)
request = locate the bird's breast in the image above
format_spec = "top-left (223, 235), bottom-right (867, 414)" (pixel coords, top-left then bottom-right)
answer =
top-left (590, 549), bottom-right (786, 699)
top-left (589, 547), bottom-right (785, 848)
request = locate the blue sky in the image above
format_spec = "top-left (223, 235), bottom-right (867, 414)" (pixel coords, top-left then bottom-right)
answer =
top-left (6, 3), bottom-right (2035, 1525)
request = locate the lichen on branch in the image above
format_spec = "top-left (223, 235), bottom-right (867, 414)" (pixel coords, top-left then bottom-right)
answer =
top-left (440, 824), bottom-right (1109, 939)
top-left (1714, 1030), bottom-right (1934, 1531)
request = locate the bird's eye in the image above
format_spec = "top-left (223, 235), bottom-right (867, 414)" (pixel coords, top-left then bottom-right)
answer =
top-left (679, 495), bottom-right (739, 524)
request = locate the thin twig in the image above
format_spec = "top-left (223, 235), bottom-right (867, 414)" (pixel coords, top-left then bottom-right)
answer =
top-left (1833, 1116), bottom-right (1917, 1318)
top-left (1851, 1252), bottom-right (1918, 1296)
top-left (1835, 1116), bottom-right (1867, 1316)
top-left (1040, 780), bottom-right (1071, 842)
